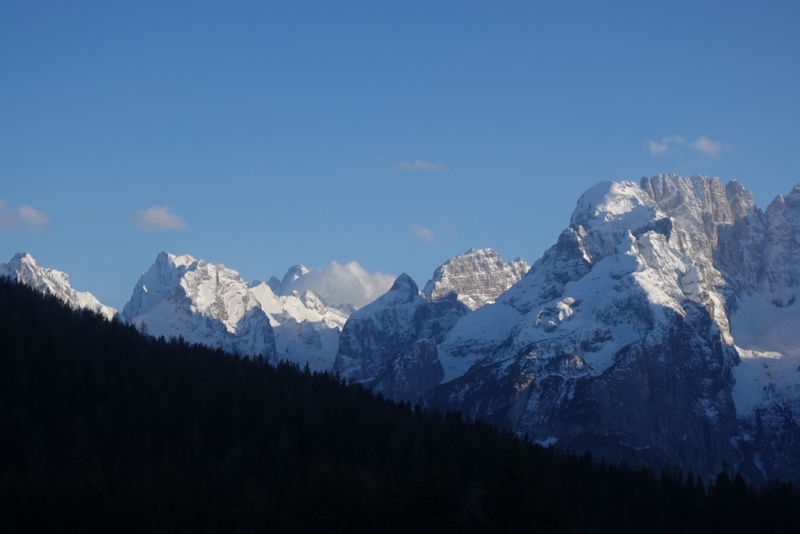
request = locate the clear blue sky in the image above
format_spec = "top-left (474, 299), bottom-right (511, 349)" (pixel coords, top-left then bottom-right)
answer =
top-left (2, 1), bottom-right (800, 310)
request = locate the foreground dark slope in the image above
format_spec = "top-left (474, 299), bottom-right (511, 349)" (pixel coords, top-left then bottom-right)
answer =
top-left (1, 278), bottom-right (799, 533)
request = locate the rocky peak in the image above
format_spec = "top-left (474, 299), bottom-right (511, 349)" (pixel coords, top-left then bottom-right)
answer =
top-left (278, 264), bottom-right (310, 294)
top-left (725, 179), bottom-right (758, 219)
top-left (121, 252), bottom-right (276, 359)
top-left (1, 252), bottom-right (116, 321)
top-left (761, 184), bottom-right (800, 301)
top-left (122, 251), bottom-right (196, 322)
top-left (389, 273), bottom-right (419, 299)
top-left (423, 248), bottom-right (529, 310)
top-left (333, 273), bottom-right (443, 400)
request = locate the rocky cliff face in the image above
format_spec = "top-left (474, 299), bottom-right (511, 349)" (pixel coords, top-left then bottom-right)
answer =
top-left (249, 279), bottom-right (348, 371)
top-left (333, 249), bottom-right (529, 401)
top-left (121, 252), bottom-right (277, 359)
top-left (418, 175), bottom-right (800, 483)
top-left (333, 274), bottom-right (444, 401)
top-left (121, 253), bottom-right (352, 369)
top-left (423, 248), bottom-right (529, 310)
top-left (1, 253), bottom-right (116, 320)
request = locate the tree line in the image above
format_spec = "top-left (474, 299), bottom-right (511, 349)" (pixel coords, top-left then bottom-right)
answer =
top-left (1, 277), bottom-right (799, 532)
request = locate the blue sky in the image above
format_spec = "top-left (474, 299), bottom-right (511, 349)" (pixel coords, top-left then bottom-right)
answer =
top-left (2, 1), bottom-right (800, 309)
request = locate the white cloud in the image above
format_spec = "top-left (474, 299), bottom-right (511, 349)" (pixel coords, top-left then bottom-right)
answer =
top-left (442, 218), bottom-right (459, 239)
top-left (131, 205), bottom-right (187, 230)
top-left (0, 199), bottom-right (50, 231)
top-left (18, 205), bottom-right (50, 230)
top-left (647, 135), bottom-right (729, 159)
top-left (281, 261), bottom-right (395, 309)
top-left (395, 160), bottom-right (447, 172)
top-left (648, 135), bottom-right (686, 156)
top-left (412, 223), bottom-right (436, 242)
top-left (690, 135), bottom-right (724, 158)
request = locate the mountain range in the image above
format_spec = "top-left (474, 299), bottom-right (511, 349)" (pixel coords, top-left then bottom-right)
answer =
top-left (4, 173), bottom-right (800, 484)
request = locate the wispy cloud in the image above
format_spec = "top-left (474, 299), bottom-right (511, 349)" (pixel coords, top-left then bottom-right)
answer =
top-left (648, 135), bottom-right (686, 156)
top-left (442, 218), bottom-right (459, 239)
top-left (395, 160), bottom-right (447, 172)
top-left (690, 136), bottom-right (724, 158)
top-left (131, 205), bottom-right (187, 230)
top-left (0, 200), bottom-right (50, 231)
top-left (412, 223), bottom-right (436, 242)
top-left (279, 261), bottom-right (395, 309)
top-left (647, 135), bottom-right (730, 159)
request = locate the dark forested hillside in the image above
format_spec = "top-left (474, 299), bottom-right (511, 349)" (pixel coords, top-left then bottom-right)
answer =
top-left (1, 278), bottom-right (799, 533)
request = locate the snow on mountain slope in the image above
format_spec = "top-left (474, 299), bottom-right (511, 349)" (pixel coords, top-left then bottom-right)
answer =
top-left (1, 252), bottom-right (116, 320)
top-left (333, 273), bottom-right (444, 401)
top-left (333, 249), bottom-right (528, 401)
top-left (249, 280), bottom-right (348, 371)
top-left (122, 252), bottom-right (351, 369)
top-left (421, 175), bottom-right (800, 483)
top-left (122, 252), bottom-right (276, 359)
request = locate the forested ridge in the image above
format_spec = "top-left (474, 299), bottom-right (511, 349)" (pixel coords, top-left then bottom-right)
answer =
top-left (1, 277), bottom-right (799, 533)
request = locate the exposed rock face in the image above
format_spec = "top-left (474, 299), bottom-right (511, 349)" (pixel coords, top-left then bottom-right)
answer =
top-left (249, 281), bottom-right (348, 371)
top-left (121, 253), bottom-right (352, 370)
top-left (122, 252), bottom-right (277, 359)
top-left (270, 264), bottom-right (310, 295)
top-left (423, 248), bottom-right (529, 310)
top-left (333, 274), bottom-right (445, 401)
top-left (333, 249), bottom-right (528, 401)
top-left (0, 253), bottom-right (116, 320)
top-left (418, 175), bottom-right (800, 484)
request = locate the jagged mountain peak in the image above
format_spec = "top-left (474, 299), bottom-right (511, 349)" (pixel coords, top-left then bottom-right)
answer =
top-left (266, 275), bottom-right (282, 294)
top-left (121, 251), bottom-right (276, 359)
top-left (0, 252), bottom-right (116, 321)
top-left (572, 180), bottom-right (657, 223)
top-left (279, 264), bottom-right (310, 292)
top-left (333, 249), bottom-right (533, 401)
top-left (390, 273), bottom-right (419, 295)
top-left (423, 248), bottom-right (529, 310)
top-left (155, 250), bottom-right (196, 268)
top-left (123, 252), bottom-right (353, 370)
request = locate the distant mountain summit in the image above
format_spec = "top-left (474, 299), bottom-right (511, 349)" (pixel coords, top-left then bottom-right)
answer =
top-left (121, 251), bottom-right (277, 359)
top-left (0, 252), bottom-right (116, 320)
top-left (423, 248), bottom-right (529, 310)
top-left (249, 279), bottom-right (349, 370)
top-left (121, 252), bottom-right (349, 370)
top-left (333, 248), bottom-right (529, 400)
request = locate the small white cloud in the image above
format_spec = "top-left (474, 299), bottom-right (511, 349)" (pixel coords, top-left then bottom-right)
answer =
top-left (647, 135), bottom-right (729, 159)
top-left (442, 218), bottom-right (459, 239)
top-left (690, 135), bottom-right (724, 158)
top-left (412, 223), bottom-right (436, 242)
top-left (131, 205), bottom-right (187, 230)
top-left (280, 261), bottom-right (395, 309)
top-left (395, 160), bottom-right (447, 172)
top-left (648, 135), bottom-right (686, 156)
top-left (0, 199), bottom-right (50, 231)
top-left (18, 205), bottom-right (50, 231)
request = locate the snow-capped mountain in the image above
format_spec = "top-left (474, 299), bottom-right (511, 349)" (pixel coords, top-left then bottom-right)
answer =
top-left (0, 252), bottom-right (116, 320)
top-left (416, 175), bottom-right (800, 483)
top-left (266, 264), bottom-right (310, 296)
top-left (333, 248), bottom-right (529, 400)
top-left (122, 253), bottom-right (350, 369)
top-left (249, 276), bottom-right (349, 371)
top-left (333, 274), bottom-right (445, 401)
top-left (121, 252), bottom-right (277, 359)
